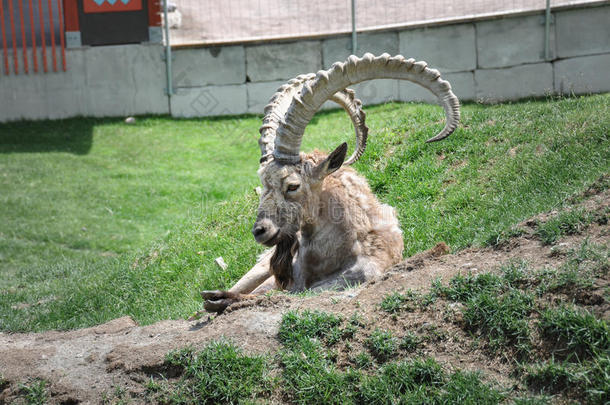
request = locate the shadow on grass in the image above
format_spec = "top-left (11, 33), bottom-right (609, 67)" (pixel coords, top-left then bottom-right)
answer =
top-left (0, 117), bottom-right (100, 155)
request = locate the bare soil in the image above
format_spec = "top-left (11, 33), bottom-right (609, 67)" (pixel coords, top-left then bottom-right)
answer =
top-left (1, 187), bottom-right (608, 404)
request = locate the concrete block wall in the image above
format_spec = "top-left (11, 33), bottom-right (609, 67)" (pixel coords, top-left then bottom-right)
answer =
top-left (0, 44), bottom-right (167, 122)
top-left (0, 3), bottom-right (608, 122)
top-left (167, 2), bottom-right (609, 118)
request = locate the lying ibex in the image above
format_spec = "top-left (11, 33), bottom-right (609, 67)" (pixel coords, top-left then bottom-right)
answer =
top-left (202, 53), bottom-right (460, 312)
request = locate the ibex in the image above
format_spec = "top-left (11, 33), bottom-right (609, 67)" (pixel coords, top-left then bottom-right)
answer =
top-left (202, 53), bottom-right (460, 312)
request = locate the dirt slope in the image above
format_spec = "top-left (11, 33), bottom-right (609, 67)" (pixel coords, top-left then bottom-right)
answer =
top-left (1, 188), bottom-right (608, 404)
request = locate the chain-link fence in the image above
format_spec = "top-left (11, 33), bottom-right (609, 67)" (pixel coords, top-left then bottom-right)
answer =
top-left (167, 0), bottom-right (600, 46)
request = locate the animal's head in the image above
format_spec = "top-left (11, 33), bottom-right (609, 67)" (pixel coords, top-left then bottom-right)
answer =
top-left (252, 53), bottom-right (461, 247)
top-left (252, 143), bottom-right (348, 246)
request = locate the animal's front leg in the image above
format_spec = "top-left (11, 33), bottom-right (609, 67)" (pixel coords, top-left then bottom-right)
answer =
top-left (200, 290), bottom-right (256, 313)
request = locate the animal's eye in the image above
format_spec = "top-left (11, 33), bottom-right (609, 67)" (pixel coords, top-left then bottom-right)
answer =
top-left (286, 184), bottom-right (300, 192)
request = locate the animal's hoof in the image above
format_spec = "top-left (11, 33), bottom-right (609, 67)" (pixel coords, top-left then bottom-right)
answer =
top-left (204, 298), bottom-right (233, 313)
top-left (200, 290), bottom-right (225, 300)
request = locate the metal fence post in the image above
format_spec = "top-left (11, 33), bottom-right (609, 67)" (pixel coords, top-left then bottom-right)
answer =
top-left (544, 0), bottom-right (551, 60)
top-left (163, 0), bottom-right (173, 113)
top-left (351, 0), bottom-right (357, 54)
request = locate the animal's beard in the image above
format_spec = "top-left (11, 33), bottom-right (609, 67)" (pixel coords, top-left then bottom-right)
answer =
top-left (270, 234), bottom-right (297, 290)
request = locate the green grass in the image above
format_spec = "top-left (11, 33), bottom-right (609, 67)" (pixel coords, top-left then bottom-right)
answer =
top-left (17, 379), bottom-right (49, 405)
top-left (1, 94), bottom-right (609, 331)
top-left (536, 208), bottom-right (593, 245)
top-left (148, 315), bottom-right (506, 404)
top-left (539, 305), bottom-right (609, 360)
top-left (365, 328), bottom-right (399, 362)
top-left (160, 341), bottom-right (272, 404)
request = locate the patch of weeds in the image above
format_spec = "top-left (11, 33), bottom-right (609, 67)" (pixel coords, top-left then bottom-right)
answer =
top-left (278, 310), bottom-right (342, 347)
top-left (380, 289), bottom-right (431, 314)
top-left (536, 240), bottom-right (607, 297)
top-left (163, 340), bottom-right (272, 404)
top-left (280, 338), bottom-right (357, 404)
top-left (584, 354), bottom-right (610, 404)
top-left (568, 239), bottom-right (609, 277)
top-left (440, 370), bottom-right (506, 404)
top-left (524, 356), bottom-right (610, 404)
top-left (18, 379), bottom-right (48, 405)
top-left (463, 289), bottom-right (534, 355)
top-left (366, 328), bottom-right (399, 362)
top-left (523, 359), bottom-right (581, 395)
top-left (399, 332), bottom-right (422, 352)
top-left (353, 352), bottom-right (373, 369)
top-left (512, 396), bottom-right (552, 405)
top-left (536, 209), bottom-right (592, 245)
top-left (357, 358), bottom-right (505, 404)
top-left (434, 272), bottom-right (504, 302)
top-left (500, 260), bottom-right (532, 288)
top-left (380, 291), bottom-right (407, 313)
top-left (484, 226), bottom-right (526, 247)
top-left (538, 305), bottom-right (609, 360)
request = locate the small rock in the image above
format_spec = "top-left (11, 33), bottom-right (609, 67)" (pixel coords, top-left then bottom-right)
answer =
top-left (125, 116), bottom-right (136, 124)
top-left (215, 257), bottom-right (228, 270)
top-left (255, 186), bottom-right (262, 196)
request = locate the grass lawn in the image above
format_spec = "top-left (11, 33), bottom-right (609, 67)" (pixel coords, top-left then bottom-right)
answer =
top-left (0, 94), bottom-right (608, 332)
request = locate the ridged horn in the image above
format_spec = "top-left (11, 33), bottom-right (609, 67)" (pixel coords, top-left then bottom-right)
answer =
top-left (259, 76), bottom-right (369, 166)
top-left (273, 53), bottom-right (460, 164)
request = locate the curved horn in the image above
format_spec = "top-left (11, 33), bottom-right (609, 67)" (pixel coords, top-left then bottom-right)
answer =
top-left (273, 53), bottom-right (460, 164)
top-left (259, 77), bottom-right (369, 166)
top-left (329, 88), bottom-right (368, 165)
top-left (259, 74), bottom-right (314, 163)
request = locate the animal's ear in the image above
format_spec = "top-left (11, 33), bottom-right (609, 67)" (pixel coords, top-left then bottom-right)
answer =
top-left (313, 142), bottom-right (348, 180)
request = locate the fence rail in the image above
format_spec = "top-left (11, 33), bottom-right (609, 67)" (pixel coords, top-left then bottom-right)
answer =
top-left (168, 0), bottom-right (603, 46)
top-left (0, 0), bottom-right (65, 75)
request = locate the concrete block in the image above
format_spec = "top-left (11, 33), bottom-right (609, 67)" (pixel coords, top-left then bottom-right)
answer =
top-left (171, 84), bottom-right (247, 117)
top-left (554, 53), bottom-right (610, 95)
top-left (173, 46), bottom-right (245, 86)
top-left (475, 63), bottom-right (553, 102)
top-left (246, 41), bottom-right (322, 82)
top-left (247, 80), bottom-right (285, 114)
top-left (0, 73), bottom-right (49, 121)
top-left (0, 47), bottom-right (88, 121)
top-left (322, 32), bottom-right (399, 68)
top-left (556, 5), bottom-right (610, 58)
top-left (83, 44), bottom-right (168, 116)
top-left (399, 24), bottom-right (476, 73)
top-left (399, 71), bottom-right (475, 103)
top-left (477, 14), bottom-right (554, 68)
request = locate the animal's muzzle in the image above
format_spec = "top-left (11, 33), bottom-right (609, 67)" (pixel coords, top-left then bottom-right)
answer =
top-left (252, 218), bottom-right (280, 246)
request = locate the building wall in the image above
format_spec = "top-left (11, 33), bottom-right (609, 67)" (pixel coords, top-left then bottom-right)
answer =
top-left (1, 2), bottom-right (609, 122)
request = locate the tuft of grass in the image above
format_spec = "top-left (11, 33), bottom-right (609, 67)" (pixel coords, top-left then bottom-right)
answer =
top-left (484, 226), bottom-right (526, 247)
top-left (18, 379), bottom-right (48, 405)
top-left (524, 356), bottom-right (610, 404)
top-left (523, 359), bottom-right (581, 395)
top-left (436, 268), bottom-right (535, 356)
top-left (277, 310), bottom-right (343, 347)
top-left (400, 332), bottom-right (422, 352)
top-left (357, 358), bottom-right (505, 404)
top-left (435, 272), bottom-right (504, 302)
top-left (538, 305), bottom-right (609, 360)
top-left (162, 340), bottom-right (272, 404)
top-left (380, 291), bottom-right (408, 313)
top-left (366, 328), bottom-right (399, 362)
top-left (280, 338), bottom-right (356, 404)
top-left (463, 289), bottom-right (534, 355)
top-left (353, 352), bottom-right (374, 369)
top-left (536, 209), bottom-right (593, 245)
